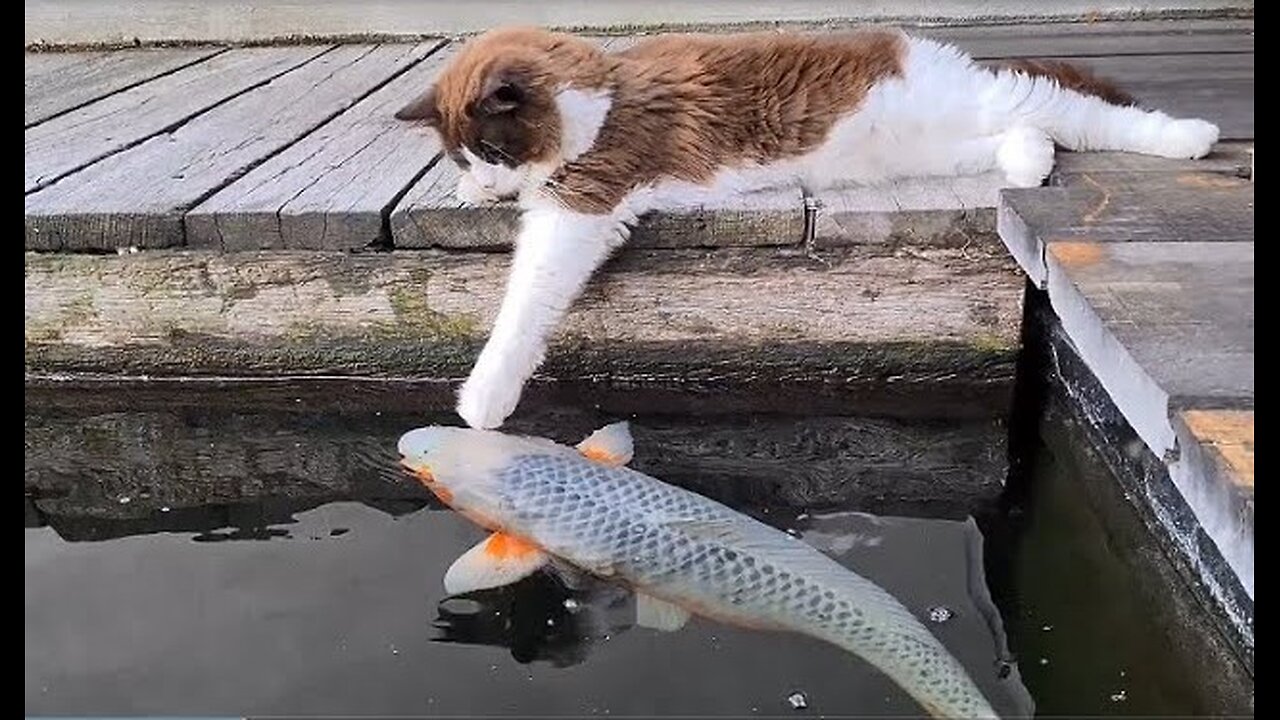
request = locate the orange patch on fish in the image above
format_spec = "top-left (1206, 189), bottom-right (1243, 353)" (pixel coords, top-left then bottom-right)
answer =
top-left (483, 532), bottom-right (541, 560)
top-left (581, 446), bottom-right (624, 465)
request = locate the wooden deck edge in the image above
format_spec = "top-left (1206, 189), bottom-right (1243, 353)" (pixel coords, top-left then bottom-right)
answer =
top-left (24, 244), bottom-right (1025, 419)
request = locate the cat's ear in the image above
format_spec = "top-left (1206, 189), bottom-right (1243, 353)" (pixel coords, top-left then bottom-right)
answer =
top-left (478, 68), bottom-right (529, 116)
top-left (394, 86), bottom-right (441, 126)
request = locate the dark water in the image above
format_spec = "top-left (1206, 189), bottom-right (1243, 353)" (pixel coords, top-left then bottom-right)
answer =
top-left (24, 394), bottom-right (1218, 717)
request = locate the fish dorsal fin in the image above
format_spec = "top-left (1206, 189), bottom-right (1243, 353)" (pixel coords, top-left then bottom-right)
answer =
top-left (443, 531), bottom-right (549, 595)
top-left (576, 422), bottom-right (634, 466)
top-left (635, 592), bottom-right (692, 632)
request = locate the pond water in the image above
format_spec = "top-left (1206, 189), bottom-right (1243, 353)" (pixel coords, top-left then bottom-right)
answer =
top-left (24, 393), bottom-right (1219, 717)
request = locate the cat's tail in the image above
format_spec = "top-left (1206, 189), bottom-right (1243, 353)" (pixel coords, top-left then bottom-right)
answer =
top-left (996, 58), bottom-right (1219, 160)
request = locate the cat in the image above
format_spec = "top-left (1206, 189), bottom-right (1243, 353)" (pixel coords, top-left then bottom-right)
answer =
top-left (394, 26), bottom-right (1220, 430)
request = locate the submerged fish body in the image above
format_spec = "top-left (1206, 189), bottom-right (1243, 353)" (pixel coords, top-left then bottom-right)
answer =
top-left (399, 423), bottom-right (1000, 719)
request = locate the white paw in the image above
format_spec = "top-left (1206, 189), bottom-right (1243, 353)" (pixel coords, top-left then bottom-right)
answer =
top-left (998, 127), bottom-right (1056, 188)
top-left (456, 369), bottom-right (522, 430)
top-left (455, 174), bottom-right (500, 206)
top-left (1154, 119), bottom-right (1219, 159)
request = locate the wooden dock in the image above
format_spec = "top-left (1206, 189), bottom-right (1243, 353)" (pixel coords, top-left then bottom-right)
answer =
top-left (25, 18), bottom-right (1253, 655)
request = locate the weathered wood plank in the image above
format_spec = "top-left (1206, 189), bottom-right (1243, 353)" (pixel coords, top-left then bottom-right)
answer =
top-left (25, 47), bottom-right (226, 127)
top-left (390, 157), bottom-right (805, 249)
top-left (810, 173), bottom-right (1001, 249)
top-left (998, 171), bottom-right (1253, 286)
top-left (923, 19), bottom-right (1253, 59)
top-left (24, 245), bottom-right (1024, 419)
top-left (25, 44), bottom-right (433, 252)
top-left (184, 42), bottom-right (449, 250)
top-left (1051, 141), bottom-right (1253, 183)
top-left (24, 46), bottom-right (330, 193)
top-left (1044, 239), bottom-right (1252, 460)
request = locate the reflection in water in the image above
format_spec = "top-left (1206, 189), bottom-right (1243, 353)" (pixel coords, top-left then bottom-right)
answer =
top-left (432, 572), bottom-right (634, 669)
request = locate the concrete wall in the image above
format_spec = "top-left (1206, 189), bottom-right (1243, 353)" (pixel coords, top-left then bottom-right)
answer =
top-left (26, 0), bottom-right (1253, 46)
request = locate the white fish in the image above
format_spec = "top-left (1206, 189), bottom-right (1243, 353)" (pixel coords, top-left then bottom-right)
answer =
top-left (399, 422), bottom-right (1000, 718)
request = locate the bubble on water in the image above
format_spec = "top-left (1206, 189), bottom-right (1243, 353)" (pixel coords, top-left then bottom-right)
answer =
top-left (1039, 658), bottom-right (1049, 666)
top-left (786, 528), bottom-right (799, 536)
top-left (928, 606), bottom-right (954, 623)
top-left (786, 691), bottom-right (808, 710)
top-left (118, 496), bottom-right (131, 504)
top-left (546, 618), bottom-right (555, 627)
top-left (563, 598), bottom-right (580, 610)
top-left (160, 506), bottom-right (171, 513)
top-left (390, 645), bottom-right (399, 655)
top-left (1041, 624), bottom-right (1053, 631)
top-left (796, 513), bottom-right (810, 521)
top-left (1110, 690), bottom-right (1127, 703)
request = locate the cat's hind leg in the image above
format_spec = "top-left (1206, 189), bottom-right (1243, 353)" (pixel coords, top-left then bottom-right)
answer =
top-left (996, 126), bottom-right (1056, 188)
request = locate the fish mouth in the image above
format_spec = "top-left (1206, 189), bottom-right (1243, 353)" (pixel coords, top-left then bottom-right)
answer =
top-left (399, 457), bottom-right (436, 485)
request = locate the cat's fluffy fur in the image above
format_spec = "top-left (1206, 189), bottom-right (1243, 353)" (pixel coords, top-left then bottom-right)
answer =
top-left (396, 26), bottom-right (1220, 430)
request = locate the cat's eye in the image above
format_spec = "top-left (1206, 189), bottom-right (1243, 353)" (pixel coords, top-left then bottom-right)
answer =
top-left (476, 143), bottom-right (506, 166)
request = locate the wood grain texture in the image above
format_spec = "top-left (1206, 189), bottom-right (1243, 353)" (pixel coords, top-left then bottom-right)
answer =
top-left (25, 46), bottom-right (328, 193)
top-left (25, 44), bottom-right (432, 251)
top-left (390, 157), bottom-right (805, 249)
top-left (925, 19), bottom-right (1253, 59)
top-left (810, 173), bottom-right (1002, 249)
top-left (998, 170), bottom-right (1253, 285)
top-left (24, 245), bottom-right (1023, 416)
top-left (184, 42), bottom-right (449, 250)
top-left (1051, 142), bottom-right (1254, 183)
top-left (1046, 239), bottom-right (1253, 408)
top-left (25, 46), bottom-right (226, 127)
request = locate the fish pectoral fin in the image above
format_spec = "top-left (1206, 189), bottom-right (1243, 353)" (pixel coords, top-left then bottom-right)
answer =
top-left (443, 532), bottom-right (550, 595)
top-left (575, 421), bottom-right (634, 466)
top-left (634, 592), bottom-right (692, 632)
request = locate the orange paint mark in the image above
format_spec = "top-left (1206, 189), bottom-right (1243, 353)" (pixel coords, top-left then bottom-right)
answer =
top-left (1048, 240), bottom-right (1105, 268)
top-left (1181, 410), bottom-right (1254, 489)
top-left (430, 485), bottom-right (455, 505)
top-left (580, 446), bottom-right (623, 465)
top-left (483, 532), bottom-right (541, 560)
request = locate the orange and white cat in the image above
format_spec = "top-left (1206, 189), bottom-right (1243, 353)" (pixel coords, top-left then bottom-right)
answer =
top-left (395, 26), bottom-right (1219, 430)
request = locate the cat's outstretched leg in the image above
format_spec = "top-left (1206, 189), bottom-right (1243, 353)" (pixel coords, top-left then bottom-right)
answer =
top-left (996, 69), bottom-right (1220, 159)
top-left (457, 207), bottom-right (628, 430)
top-left (997, 126), bottom-right (1056, 188)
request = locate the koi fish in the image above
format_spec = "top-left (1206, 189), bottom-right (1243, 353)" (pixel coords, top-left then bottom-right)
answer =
top-left (399, 422), bottom-right (1000, 719)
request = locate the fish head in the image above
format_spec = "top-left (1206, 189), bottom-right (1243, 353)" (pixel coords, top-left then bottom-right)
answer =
top-left (398, 425), bottom-right (561, 521)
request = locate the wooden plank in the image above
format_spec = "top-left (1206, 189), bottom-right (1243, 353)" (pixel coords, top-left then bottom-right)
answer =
top-left (1044, 240), bottom-right (1253, 457)
top-left (1051, 141), bottom-right (1253, 183)
top-left (25, 47), bottom-right (226, 127)
top-left (998, 171), bottom-right (1253, 286)
top-left (24, 245), bottom-right (1024, 419)
top-left (810, 173), bottom-right (1001, 249)
top-left (25, 44), bottom-right (434, 252)
top-left (923, 19), bottom-right (1253, 59)
top-left (24, 46), bottom-right (330, 194)
top-left (185, 42), bottom-right (449, 250)
top-left (390, 158), bottom-right (804, 249)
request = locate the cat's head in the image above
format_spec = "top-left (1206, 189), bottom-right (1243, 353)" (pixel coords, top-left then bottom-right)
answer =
top-left (394, 27), bottom-right (611, 204)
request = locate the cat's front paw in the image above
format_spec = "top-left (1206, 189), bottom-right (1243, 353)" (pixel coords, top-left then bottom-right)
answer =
top-left (998, 127), bottom-right (1056, 188)
top-left (456, 370), bottom-right (523, 430)
top-left (455, 174), bottom-right (501, 206)
top-left (1154, 119), bottom-right (1219, 160)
